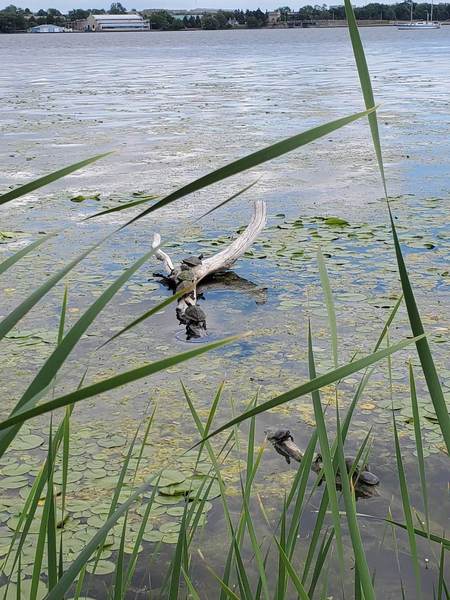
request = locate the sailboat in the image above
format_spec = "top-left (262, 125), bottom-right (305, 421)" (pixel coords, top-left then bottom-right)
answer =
top-left (397, 0), bottom-right (441, 29)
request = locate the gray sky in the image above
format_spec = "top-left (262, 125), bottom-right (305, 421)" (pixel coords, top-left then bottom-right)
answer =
top-left (5, 0), bottom-right (373, 14)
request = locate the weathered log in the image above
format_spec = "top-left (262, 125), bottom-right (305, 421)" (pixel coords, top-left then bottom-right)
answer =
top-left (152, 200), bottom-right (267, 338)
top-left (265, 429), bottom-right (379, 500)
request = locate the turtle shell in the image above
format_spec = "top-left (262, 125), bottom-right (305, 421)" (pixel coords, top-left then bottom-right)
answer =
top-left (358, 470), bottom-right (379, 486)
top-left (177, 269), bottom-right (195, 282)
top-left (182, 256), bottom-right (202, 267)
top-left (184, 305), bottom-right (206, 323)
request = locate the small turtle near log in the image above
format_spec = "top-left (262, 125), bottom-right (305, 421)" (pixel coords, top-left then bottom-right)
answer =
top-left (265, 428), bottom-right (379, 499)
top-left (179, 304), bottom-right (207, 340)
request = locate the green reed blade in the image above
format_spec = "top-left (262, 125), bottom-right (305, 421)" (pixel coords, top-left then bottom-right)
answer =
top-left (199, 334), bottom-right (423, 443)
top-left (336, 412), bottom-right (375, 600)
top-left (408, 362), bottom-right (430, 535)
top-left (275, 497), bottom-right (287, 600)
top-left (0, 152), bottom-right (112, 205)
top-left (121, 108), bottom-right (375, 228)
top-left (196, 178), bottom-right (261, 221)
top-left (389, 211), bottom-right (450, 454)
top-left (241, 481), bottom-right (270, 600)
top-left (392, 413), bottom-right (422, 599)
top-left (30, 424), bottom-right (55, 600)
top-left (317, 247), bottom-right (338, 368)
top-left (168, 503), bottom-right (188, 600)
top-left (308, 528), bottom-right (334, 599)
top-left (385, 520), bottom-right (450, 549)
top-left (0, 334), bottom-right (244, 432)
top-left (437, 542), bottom-right (446, 600)
top-left (0, 232), bottom-right (57, 276)
top-left (112, 512), bottom-right (128, 600)
top-left (84, 194), bottom-right (158, 220)
top-left (307, 323), bottom-right (345, 579)
top-left (274, 539), bottom-right (310, 600)
top-left (181, 566), bottom-right (201, 600)
top-left (99, 286), bottom-right (191, 348)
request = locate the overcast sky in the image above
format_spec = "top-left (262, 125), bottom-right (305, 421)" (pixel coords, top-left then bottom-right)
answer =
top-left (5, 0), bottom-right (377, 14)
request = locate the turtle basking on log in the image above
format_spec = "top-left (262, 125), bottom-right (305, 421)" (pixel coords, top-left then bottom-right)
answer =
top-left (152, 200), bottom-right (267, 340)
top-left (266, 428), bottom-right (379, 499)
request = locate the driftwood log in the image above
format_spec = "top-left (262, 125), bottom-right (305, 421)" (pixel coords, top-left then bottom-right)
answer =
top-left (266, 429), bottom-right (379, 500)
top-left (152, 200), bottom-right (267, 339)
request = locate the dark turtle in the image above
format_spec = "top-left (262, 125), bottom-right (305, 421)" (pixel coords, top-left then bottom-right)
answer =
top-left (265, 429), bottom-right (294, 464)
top-left (266, 429), bottom-right (293, 444)
top-left (183, 304), bottom-right (207, 340)
top-left (177, 269), bottom-right (195, 283)
top-left (182, 255), bottom-right (203, 268)
top-left (357, 470), bottom-right (379, 486)
top-left (313, 454), bottom-right (377, 483)
top-left (184, 304), bottom-right (207, 324)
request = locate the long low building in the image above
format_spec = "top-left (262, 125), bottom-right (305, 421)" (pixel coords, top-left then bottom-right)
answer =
top-left (86, 14), bottom-right (149, 31)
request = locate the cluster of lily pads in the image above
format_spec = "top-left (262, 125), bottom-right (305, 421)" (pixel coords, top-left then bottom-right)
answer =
top-left (0, 424), bottom-right (219, 590)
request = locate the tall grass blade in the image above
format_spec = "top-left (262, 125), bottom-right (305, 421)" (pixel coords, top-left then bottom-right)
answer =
top-left (317, 248), bottom-right (338, 368)
top-left (308, 528), bottom-right (334, 598)
top-left (200, 334), bottom-right (423, 442)
top-left (85, 194), bottom-right (157, 220)
top-left (112, 513), bottom-right (128, 600)
top-left (408, 361), bottom-right (430, 535)
top-left (196, 178), bottom-right (261, 220)
top-left (307, 323), bottom-right (345, 579)
top-left (0, 334), bottom-right (244, 431)
top-left (384, 522), bottom-right (450, 548)
top-left (98, 287), bottom-right (190, 348)
top-left (343, 0), bottom-right (386, 189)
top-left (0, 152), bottom-right (112, 205)
top-left (389, 212), bottom-right (450, 454)
top-left (335, 411), bottom-right (375, 600)
top-left (0, 233), bottom-right (57, 276)
top-left (168, 503), bottom-right (188, 600)
top-left (274, 540), bottom-right (310, 600)
top-left (392, 413), bottom-right (422, 598)
top-left (122, 108), bottom-right (375, 227)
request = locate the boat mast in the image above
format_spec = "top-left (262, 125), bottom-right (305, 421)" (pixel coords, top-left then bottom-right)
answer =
top-left (431, 0), bottom-right (434, 21)
top-left (410, 0), bottom-right (413, 23)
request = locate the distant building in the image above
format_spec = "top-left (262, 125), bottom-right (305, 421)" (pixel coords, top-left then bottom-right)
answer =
top-left (30, 24), bottom-right (69, 33)
top-left (86, 14), bottom-right (149, 32)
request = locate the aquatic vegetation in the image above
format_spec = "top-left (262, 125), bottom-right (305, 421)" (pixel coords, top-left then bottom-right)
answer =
top-left (0, 7), bottom-right (448, 600)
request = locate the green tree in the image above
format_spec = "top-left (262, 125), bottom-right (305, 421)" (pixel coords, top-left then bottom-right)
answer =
top-left (110, 2), bottom-right (126, 14)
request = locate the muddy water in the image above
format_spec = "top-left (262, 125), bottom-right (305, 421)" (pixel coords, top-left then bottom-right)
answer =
top-left (0, 28), bottom-right (449, 598)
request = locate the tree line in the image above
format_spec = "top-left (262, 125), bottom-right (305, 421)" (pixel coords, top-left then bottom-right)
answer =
top-left (1, 2), bottom-right (450, 33)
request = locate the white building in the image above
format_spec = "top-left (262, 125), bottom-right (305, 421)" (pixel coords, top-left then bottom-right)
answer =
top-left (86, 14), bottom-right (149, 31)
top-left (30, 24), bottom-right (69, 33)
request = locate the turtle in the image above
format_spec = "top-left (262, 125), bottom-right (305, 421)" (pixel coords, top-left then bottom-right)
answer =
top-left (265, 429), bottom-right (294, 464)
top-left (177, 269), bottom-right (195, 283)
top-left (313, 454), bottom-right (379, 486)
top-left (265, 429), bottom-right (293, 444)
top-left (183, 304), bottom-right (207, 339)
top-left (181, 255), bottom-right (203, 268)
top-left (184, 304), bottom-right (207, 324)
top-left (357, 470), bottom-right (380, 486)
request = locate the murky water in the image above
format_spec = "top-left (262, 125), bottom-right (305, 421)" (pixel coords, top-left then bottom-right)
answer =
top-left (0, 28), bottom-right (449, 598)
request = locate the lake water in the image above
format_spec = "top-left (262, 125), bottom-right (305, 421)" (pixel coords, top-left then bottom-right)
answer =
top-left (0, 28), bottom-right (449, 598)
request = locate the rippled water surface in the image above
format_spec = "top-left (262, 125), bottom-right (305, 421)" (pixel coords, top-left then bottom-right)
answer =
top-left (0, 28), bottom-right (449, 598)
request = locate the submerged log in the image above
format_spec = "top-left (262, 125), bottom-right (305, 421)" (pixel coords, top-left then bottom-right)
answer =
top-left (265, 429), bottom-right (379, 500)
top-left (152, 200), bottom-right (267, 339)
